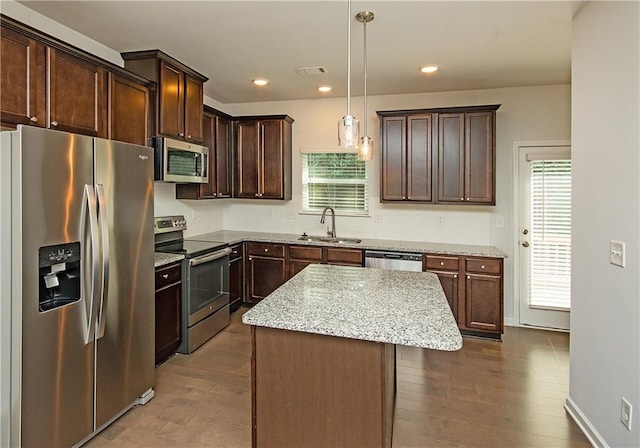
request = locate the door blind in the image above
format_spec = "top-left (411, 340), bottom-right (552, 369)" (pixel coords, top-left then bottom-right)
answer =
top-left (301, 153), bottom-right (368, 214)
top-left (529, 159), bottom-right (572, 310)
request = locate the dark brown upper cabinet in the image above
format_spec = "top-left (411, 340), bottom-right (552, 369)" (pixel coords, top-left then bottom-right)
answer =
top-left (378, 104), bottom-right (499, 206)
top-left (438, 110), bottom-right (496, 204)
top-left (1, 16), bottom-right (152, 144)
top-left (235, 115), bottom-right (293, 200)
top-left (108, 72), bottom-right (149, 146)
top-left (176, 106), bottom-right (232, 199)
top-left (122, 50), bottom-right (208, 143)
top-left (380, 114), bottom-right (433, 202)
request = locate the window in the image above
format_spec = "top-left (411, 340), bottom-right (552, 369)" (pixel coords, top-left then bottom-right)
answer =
top-left (301, 153), bottom-right (368, 215)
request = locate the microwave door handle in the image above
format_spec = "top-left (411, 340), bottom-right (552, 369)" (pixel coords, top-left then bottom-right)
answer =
top-left (96, 184), bottom-right (110, 339)
top-left (189, 247), bottom-right (232, 267)
top-left (81, 185), bottom-right (102, 345)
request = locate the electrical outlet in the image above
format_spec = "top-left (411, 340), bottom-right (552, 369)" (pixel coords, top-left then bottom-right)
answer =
top-left (621, 397), bottom-right (633, 430)
top-left (266, 209), bottom-right (273, 219)
top-left (610, 240), bottom-right (626, 267)
top-left (374, 214), bottom-right (382, 223)
top-left (496, 216), bottom-right (505, 228)
top-left (287, 210), bottom-right (297, 220)
top-left (437, 215), bottom-right (445, 226)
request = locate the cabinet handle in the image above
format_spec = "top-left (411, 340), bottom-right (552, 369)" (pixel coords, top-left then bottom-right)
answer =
top-left (249, 257), bottom-right (253, 261)
top-left (460, 198), bottom-right (464, 201)
top-left (440, 262), bottom-right (444, 266)
top-left (454, 274), bottom-right (458, 279)
top-left (466, 198), bottom-right (470, 201)
top-left (407, 196), bottom-right (411, 200)
top-left (481, 265), bottom-right (485, 269)
top-left (467, 275), bottom-right (471, 279)
top-left (51, 121), bottom-right (58, 127)
top-left (255, 193), bottom-right (259, 197)
top-left (187, 135), bottom-right (192, 139)
top-left (264, 248), bottom-right (268, 252)
top-left (179, 132), bottom-right (184, 137)
top-left (162, 274), bottom-right (169, 279)
top-left (30, 116), bottom-right (38, 123)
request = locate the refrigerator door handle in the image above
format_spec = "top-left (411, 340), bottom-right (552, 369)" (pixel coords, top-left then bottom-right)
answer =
top-left (81, 184), bottom-right (102, 344)
top-left (96, 184), bottom-right (110, 339)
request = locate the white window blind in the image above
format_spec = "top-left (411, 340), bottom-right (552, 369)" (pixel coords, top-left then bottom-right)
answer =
top-left (301, 153), bottom-right (368, 215)
top-left (529, 159), bottom-right (572, 310)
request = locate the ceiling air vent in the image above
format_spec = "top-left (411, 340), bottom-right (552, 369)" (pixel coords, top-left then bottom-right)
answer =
top-left (296, 66), bottom-right (327, 76)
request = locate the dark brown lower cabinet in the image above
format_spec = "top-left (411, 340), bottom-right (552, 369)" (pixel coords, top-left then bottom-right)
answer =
top-left (424, 254), bottom-right (503, 338)
top-left (155, 262), bottom-right (182, 365)
top-left (229, 243), bottom-right (244, 312)
top-left (287, 245), bottom-right (363, 279)
top-left (246, 242), bottom-right (286, 304)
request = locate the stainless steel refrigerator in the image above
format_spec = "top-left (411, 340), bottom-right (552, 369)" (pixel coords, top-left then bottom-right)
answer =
top-left (0, 126), bottom-right (155, 447)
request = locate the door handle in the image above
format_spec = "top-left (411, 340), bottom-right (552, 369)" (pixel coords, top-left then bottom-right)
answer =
top-left (96, 184), bottom-right (110, 339)
top-left (522, 241), bottom-right (530, 248)
top-left (81, 185), bottom-right (101, 345)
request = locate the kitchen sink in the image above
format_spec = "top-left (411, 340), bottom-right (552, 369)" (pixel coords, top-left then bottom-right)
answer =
top-left (297, 235), bottom-right (362, 244)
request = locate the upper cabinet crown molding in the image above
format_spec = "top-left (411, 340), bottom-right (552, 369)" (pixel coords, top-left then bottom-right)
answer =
top-left (378, 104), bottom-right (500, 205)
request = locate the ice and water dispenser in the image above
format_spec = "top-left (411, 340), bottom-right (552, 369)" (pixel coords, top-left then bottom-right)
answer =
top-left (38, 242), bottom-right (81, 312)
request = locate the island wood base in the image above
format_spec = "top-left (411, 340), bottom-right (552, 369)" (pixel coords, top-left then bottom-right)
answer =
top-left (251, 326), bottom-right (395, 447)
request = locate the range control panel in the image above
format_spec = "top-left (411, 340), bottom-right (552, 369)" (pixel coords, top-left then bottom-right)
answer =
top-left (154, 215), bottom-right (187, 234)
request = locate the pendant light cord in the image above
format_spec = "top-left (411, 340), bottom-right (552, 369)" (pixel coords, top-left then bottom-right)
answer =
top-left (363, 18), bottom-right (367, 137)
top-left (347, 0), bottom-right (351, 116)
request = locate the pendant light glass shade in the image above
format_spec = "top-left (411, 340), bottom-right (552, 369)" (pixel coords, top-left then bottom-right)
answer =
top-left (338, 115), bottom-right (360, 149)
top-left (356, 11), bottom-right (374, 161)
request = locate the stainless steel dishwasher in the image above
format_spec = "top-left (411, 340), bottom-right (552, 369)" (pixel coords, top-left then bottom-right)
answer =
top-left (364, 250), bottom-right (423, 272)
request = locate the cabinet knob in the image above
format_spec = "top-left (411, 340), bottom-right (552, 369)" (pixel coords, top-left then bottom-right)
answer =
top-left (249, 257), bottom-right (253, 261)
top-left (187, 135), bottom-right (192, 139)
top-left (51, 121), bottom-right (58, 127)
top-left (481, 265), bottom-right (485, 269)
top-left (454, 274), bottom-right (458, 279)
top-left (466, 198), bottom-right (470, 201)
top-left (407, 196), bottom-right (411, 200)
top-left (467, 275), bottom-right (471, 279)
top-left (30, 116), bottom-right (38, 123)
top-left (162, 274), bottom-right (169, 279)
top-left (403, 196), bottom-right (407, 200)
top-left (440, 262), bottom-right (444, 266)
top-left (460, 198), bottom-right (464, 201)
top-left (179, 132), bottom-right (184, 137)
top-left (255, 193), bottom-right (259, 197)
top-left (264, 248), bottom-right (268, 252)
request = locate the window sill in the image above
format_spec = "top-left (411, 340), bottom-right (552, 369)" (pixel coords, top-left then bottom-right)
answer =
top-left (298, 210), bottom-right (371, 218)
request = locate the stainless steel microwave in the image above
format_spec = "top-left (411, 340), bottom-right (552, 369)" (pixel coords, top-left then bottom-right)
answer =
top-left (152, 137), bottom-right (208, 183)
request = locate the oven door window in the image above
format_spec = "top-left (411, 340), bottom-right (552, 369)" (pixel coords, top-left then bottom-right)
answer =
top-left (188, 256), bottom-right (229, 324)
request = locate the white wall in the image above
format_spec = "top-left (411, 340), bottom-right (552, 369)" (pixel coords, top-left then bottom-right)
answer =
top-left (224, 85), bottom-right (571, 324)
top-left (568, 2), bottom-right (640, 446)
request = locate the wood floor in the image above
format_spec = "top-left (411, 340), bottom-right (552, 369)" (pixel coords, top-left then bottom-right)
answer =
top-left (88, 309), bottom-right (590, 447)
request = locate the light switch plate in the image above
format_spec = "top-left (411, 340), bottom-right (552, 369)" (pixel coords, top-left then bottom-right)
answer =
top-left (610, 240), bottom-right (626, 267)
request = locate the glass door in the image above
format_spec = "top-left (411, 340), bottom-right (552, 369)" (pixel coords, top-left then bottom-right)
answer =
top-left (518, 146), bottom-right (571, 330)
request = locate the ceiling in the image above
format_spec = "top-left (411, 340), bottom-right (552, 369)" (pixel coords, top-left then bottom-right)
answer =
top-left (18, 1), bottom-right (585, 104)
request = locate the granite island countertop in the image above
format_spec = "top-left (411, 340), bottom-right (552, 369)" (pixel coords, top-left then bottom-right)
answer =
top-left (242, 264), bottom-right (462, 351)
top-left (188, 230), bottom-right (506, 258)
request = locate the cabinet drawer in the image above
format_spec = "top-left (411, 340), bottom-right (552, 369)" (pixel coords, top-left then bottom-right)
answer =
top-left (424, 255), bottom-right (459, 271)
top-left (247, 242), bottom-right (285, 258)
top-left (289, 245), bottom-right (323, 261)
top-left (465, 258), bottom-right (502, 275)
top-left (326, 248), bottom-right (363, 265)
top-left (155, 263), bottom-right (181, 289)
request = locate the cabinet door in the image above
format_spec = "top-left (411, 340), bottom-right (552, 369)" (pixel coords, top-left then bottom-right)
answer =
top-left (184, 74), bottom-right (203, 142)
top-left (261, 120), bottom-right (284, 199)
top-left (289, 259), bottom-right (315, 279)
top-left (230, 255), bottom-right (243, 311)
top-left (326, 248), bottom-right (363, 266)
top-left (215, 116), bottom-right (232, 197)
top-left (201, 112), bottom-right (217, 198)
top-left (158, 60), bottom-right (184, 139)
top-left (407, 114), bottom-right (432, 202)
top-left (381, 116), bottom-right (406, 201)
top-left (155, 271), bottom-right (182, 366)
top-left (437, 113), bottom-right (465, 203)
top-left (464, 273), bottom-right (502, 333)
top-left (247, 256), bottom-right (286, 303)
top-left (0, 27), bottom-right (46, 127)
top-left (432, 271), bottom-right (459, 321)
top-left (465, 112), bottom-right (494, 204)
top-left (109, 73), bottom-right (149, 146)
top-left (236, 121), bottom-right (260, 198)
top-left (49, 48), bottom-right (106, 137)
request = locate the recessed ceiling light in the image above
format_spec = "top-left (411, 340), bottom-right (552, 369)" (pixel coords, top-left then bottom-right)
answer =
top-left (253, 79), bottom-right (268, 86)
top-left (318, 86), bottom-right (332, 93)
top-left (420, 65), bottom-right (439, 74)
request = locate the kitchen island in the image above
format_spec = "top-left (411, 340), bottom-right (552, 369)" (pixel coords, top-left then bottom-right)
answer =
top-left (242, 264), bottom-right (462, 448)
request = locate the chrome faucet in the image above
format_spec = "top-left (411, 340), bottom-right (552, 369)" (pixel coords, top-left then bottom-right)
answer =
top-left (320, 207), bottom-right (336, 238)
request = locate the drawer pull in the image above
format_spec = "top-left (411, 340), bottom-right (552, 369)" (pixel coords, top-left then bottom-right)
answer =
top-left (440, 262), bottom-right (444, 266)
top-left (467, 275), bottom-right (471, 279)
top-left (188, 135), bottom-right (192, 139)
top-left (179, 132), bottom-right (184, 137)
top-left (30, 116), bottom-right (38, 123)
top-left (481, 265), bottom-right (485, 269)
top-left (453, 274), bottom-right (458, 278)
top-left (162, 274), bottom-right (169, 279)
top-left (264, 248), bottom-right (268, 252)
top-left (460, 197), bottom-right (464, 201)
top-left (51, 121), bottom-right (58, 127)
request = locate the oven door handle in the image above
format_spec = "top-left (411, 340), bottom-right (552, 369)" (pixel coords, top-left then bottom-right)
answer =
top-left (189, 247), bottom-right (232, 266)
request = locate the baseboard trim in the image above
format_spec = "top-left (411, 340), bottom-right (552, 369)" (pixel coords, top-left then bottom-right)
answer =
top-left (565, 396), bottom-right (608, 447)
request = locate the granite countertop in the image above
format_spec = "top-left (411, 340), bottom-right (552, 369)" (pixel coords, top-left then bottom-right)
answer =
top-left (188, 229), bottom-right (506, 258)
top-left (242, 264), bottom-right (463, 351)
top-left (154, 252), bottom-right (185, 268)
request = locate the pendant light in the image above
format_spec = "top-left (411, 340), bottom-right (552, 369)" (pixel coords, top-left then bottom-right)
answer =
top-left (338, 0), bottom-right (359, 149)
top-left (356, 11), bottom-right (374, 161)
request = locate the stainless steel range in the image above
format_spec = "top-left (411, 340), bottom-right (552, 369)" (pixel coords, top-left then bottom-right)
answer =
top-left (154, 216), bottom-right (231, 353)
